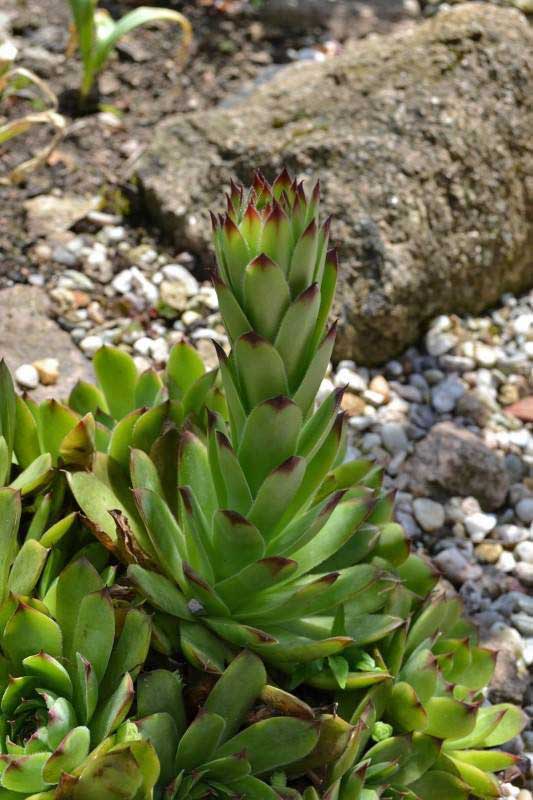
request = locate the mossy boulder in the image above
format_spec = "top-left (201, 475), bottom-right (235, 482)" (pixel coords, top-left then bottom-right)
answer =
top-left (136, 3), bottom-right (533, 364)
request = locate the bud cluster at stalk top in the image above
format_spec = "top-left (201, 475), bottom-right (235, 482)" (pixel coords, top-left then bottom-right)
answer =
top-left (211, 168), bottom-right (338, 412)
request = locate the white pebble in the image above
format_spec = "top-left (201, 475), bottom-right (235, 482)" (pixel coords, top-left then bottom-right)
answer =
top-left (15, 363), bottom-right (39, 390)
top-left (425, 330), bottom-right (457, 357)
top-left (133, 337), bottom-right (153, 357)
top-left (335, 367), bottom-right (367, 393)
top-left (150, 337), bottom-right (169, 363)
top-left (496, 551), bottom-right (516, 573)
top-left (161, 264), bottom-right (199, 296)
top-left (464, 512), bottom-right (497, 543)
top-left (80, 335), bottom-right (103, 356)
top-left (496, 524), bottom-right (529, 547)
top-left (515, 540), bottom-right (533, 564)
top-left (362, 389), bottom-right (386, 407)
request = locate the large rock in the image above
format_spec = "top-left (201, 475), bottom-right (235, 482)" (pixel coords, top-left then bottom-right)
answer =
top-left (136, 4), bottom-right (533, 365)
top-left (404, 422), bottom-right (510, 510)
top-left (0, 286), bottom-right (92, 402)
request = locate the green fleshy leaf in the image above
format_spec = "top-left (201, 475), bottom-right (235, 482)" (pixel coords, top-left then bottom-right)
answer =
top-left (13, 396), bottom-right (41, 471)
top-left (243, 254), bottom-right (290, 341)
top-left (93, 346), bottom-right (138, 420)
top-left (90, 673), bottom-right (134, 745)
top-left (99, 608), bottom-right (151, 701)
top-left (59, 413), bottom-right (95, 467)
top-left (212, 510), bottom-right (265, 581)
top-left (3, 602), bottom-right (62, 665)
top-left (175, 711), bottom-right (226, 771)
top-left (69, 379), bottom-right (109, 417)
top-left (8, 539), bottom-right (48, 596)
top-left (134, 368), bottom-right (164, 409)
top-left (204, 651), bottom-right (266, 741)
top-left (215, 717), bottom-right (319, 774)
top-left (274, 283), bottom-right (320, 389)
top-left (137, 670), bottom-right (185, 735)
top-left (42, 725), bottom-right (91, 783)
top-left (72, 589), bottom-right (115, 683)
top-left (238, 397), bottom-right (302, 495)
top-left (409, 770), bottom-right (469, 800)
top-left (234, 333), bottom-right (288, 411)
top-left (10, 452), bottom-right (53, 495)
top-left (127, 565), bottom-right (192, 620)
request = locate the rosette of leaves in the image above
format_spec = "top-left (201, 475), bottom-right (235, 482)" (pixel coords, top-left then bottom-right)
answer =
top-left (134, 650), bottom-right (324, 799)
top-left (69, 341), bottom-right (225, 437)
top-left (69, 171), bottom-right (409, 686)
top-left (308, 584), bottom-right (528, 800)
top-left (0, 523), bottom-right (156, 799)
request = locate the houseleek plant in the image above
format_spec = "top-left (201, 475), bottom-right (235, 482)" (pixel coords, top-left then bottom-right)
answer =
top-left (0, 170), bottom-right (527, 799)
top-left (69, 169), bottom-right (409, 690)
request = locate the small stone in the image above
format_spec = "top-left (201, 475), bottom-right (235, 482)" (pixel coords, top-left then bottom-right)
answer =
top-left (133, 337), bottom-right (153, 357)
top-left (464, 511), bottom-right (497, 543)
top-left (412, 497), bottom-right (445, 532)
top-left (181, 310), bottom-right (201, 326)
top-left (433, 547), bottom-right (482, 584)
top-left (133, 355), bottom-right (151, 373)
top-left (368, 375), bottom-right (390, 401)
top-left (511, 313), bottom-right (533, 336)
top-left (387, 451), bottom-right (407, 475)
top-left (361, 432), bottom-right (381, 452)
top-left (508, 429), bottom-right (531, 449)
top-left (515, 541), bottom-right (533, 564)
top-left (362, 389), bottom-right (386, 407)
top-left (511, 613), bottom-right (533, 637)
top-left (474, 343), bottom-right (499, 367)
top-left (335, 366), bottom-right (367, 393)
top-left (499, 383), bottom-right (521, 406)
top-left (32, 358), bottom-right (59, 386)
top-left (496, 524), bottom-right (529, 547)
top-left (516, 561), bottom-right (533, 587)
top-left (159, 280), bottom-right (188, 311)
top-left (341, 392), bottom-right (366, 417)
top-left (475, 542), bottom-right (502, 563)
top-left (161, 264), bottom-right (199, 295)
top-left (79, 335), bottom-right (103, 356)
top-left (425, 329), bottom-right (457, 356)
top-left (102, 225), bottom-right (126, 243)
top-left (150, 337), bottom-right (169, 363)
top-left (496, 551), bottom-right (516, 573)
top-left (392, 383), bottom-right (423, 403)
top-left (440, 354), bottom-right (476, 372)
top-left (515, 498), bottom-right (533, 524)
top-left (52, 245), bottom-right (78, 267)
top-left (431, 375), bottom-right (465, 413)
top-left (112, 268), bottom-right (134, 294)
top-left (348, 415), bottom-right (373, 432)
top-left (130, 267), bottom-right (158, 306)
top-left (394, 511), bottom-right (421, 538)
top-left (381, 423), bottom-right (410, 455)
top-left (517, 594), bottom-right (533, 615)
top-left (15, 363), bottom-right (39, 390)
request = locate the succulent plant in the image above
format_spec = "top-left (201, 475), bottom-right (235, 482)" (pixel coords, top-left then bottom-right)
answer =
top-left (0, 504), bottom-right (156, 800)
top-left (69, 341), bottom-right (225, 437)
top-left (135, 650), bottom-right (323, 799)
top-left (69, 170), bottom-right (409, 687)
top-left (312, 585), bottom-right (528, 800)
top-left (1, 171), bottom-right (527, 800)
